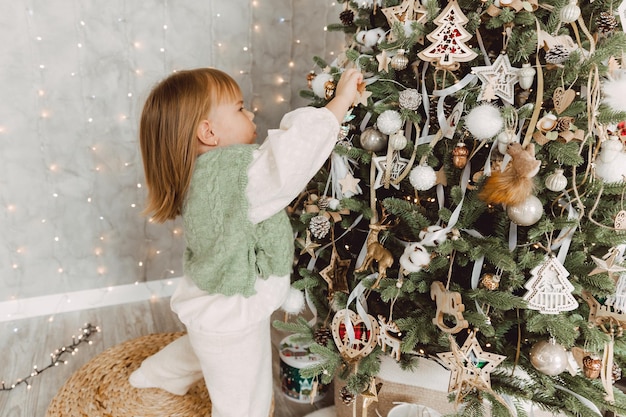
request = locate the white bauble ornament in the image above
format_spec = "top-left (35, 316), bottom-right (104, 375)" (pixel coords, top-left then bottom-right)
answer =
top-left (360, 127), bottom-right (388, 152)
top-left (409, 164), bottom-right (437, 191)
top-left (545, 168), bottom-right (568, 192)
top-left (465, 104), bottom-right (504, 141)
top-left (560, 0), bottom-right (581, 24)
top-left (311, 73), bottom-right (334, 99)
top-left (603, 74), bottom-right (626, 112)
top-left (518, 63), bottom-right (536, 90)
top-left (377, 110), bottom-right (403, 135)
top-left (506, 195), bottom-right (543, 226)
top-left (399, 242), bottom-right (431, 273)
top-left (595, 136), bottom-right (626, 183)
top-left (389, 131), bottom-right (408, 150)
top-left (529, 339), bottom-right (568, 376)
top-left (399, 88), bottom-right (422, 111)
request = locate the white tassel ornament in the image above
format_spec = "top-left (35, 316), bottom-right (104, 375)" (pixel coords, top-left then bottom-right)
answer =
top-left (281, 287), bottom-right (305, 314)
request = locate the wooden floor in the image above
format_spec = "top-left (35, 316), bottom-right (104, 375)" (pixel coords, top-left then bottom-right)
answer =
top-left (0, 297), bottom-right (333, 417)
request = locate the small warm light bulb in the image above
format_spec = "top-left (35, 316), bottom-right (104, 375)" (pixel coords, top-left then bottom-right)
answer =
top-left (57, 267), bottom-right (63, 273)
top-left (288, 61), bottom-right (295, 68)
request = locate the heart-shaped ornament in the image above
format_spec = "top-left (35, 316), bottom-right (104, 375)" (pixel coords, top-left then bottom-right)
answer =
top-left (331, 309), bottom-right (379, 360)
top-left (553, 87), bottom-right (576, 114)
top-left (615, 210), bottom-right (626, 230)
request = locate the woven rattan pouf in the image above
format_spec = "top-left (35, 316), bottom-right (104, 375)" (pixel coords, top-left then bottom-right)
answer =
top-left (46, 332), bottom-right (212, 417)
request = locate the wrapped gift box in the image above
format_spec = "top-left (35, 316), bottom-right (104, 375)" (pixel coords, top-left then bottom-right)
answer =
top-left (334, 356), bottom-right (570, 417)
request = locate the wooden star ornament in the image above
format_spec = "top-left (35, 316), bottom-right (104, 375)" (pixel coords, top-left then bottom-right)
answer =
top-left (373, 153), bottom-right (410, 190)
top-left (361, 377), bottom-right (382, 414)
top-left (319, 246), bottom-right (351, 295)
top-left (437, 331), bottom-right (506, 394)
top-left (338, 172), bottom-right (361, 195)
top-left (589, 247), bottom-right (626, 281)
top-left (296, 230), bottom-right (321, 258)
top-left (472, 54), bottom-right (519, 105)
top-left (382, 0), bottom-right (428, 41)
top-left (377, 50), bottom-right (392, 72)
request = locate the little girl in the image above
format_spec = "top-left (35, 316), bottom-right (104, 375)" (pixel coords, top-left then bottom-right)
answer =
top-left (131, 67), bottom-right (363, 417)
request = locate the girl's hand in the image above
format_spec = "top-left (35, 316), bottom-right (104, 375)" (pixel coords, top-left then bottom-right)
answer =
top-left (325, 69), bottom-right (364, 123)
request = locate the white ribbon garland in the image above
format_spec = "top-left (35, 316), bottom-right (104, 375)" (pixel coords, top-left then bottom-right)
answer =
top-left (343, 277), bottom-right (375, 343)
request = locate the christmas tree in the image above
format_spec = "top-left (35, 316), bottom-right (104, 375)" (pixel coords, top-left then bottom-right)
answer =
top-left (280, 0), bottom-right (626, 415)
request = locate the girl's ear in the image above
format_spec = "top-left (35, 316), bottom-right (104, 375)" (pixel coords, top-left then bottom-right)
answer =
top-left (196, 119), bottom-right (216, 146)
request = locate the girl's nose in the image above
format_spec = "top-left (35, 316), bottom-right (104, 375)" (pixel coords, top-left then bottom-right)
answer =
top-left (244, 109), bottom-right (254, 121)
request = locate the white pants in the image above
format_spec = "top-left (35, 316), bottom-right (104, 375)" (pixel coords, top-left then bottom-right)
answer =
top-left (135, 275), bottom-right (290, 417)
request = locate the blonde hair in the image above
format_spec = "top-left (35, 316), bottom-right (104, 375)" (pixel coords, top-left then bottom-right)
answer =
top-left (139, 68), bottom-right (241, 223)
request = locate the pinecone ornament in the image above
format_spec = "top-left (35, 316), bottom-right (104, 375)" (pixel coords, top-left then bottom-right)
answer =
top-left (556, 116), bottom-right (574, 132)
top-left (317, 196), bottom-right (331, 210)
top-left (596, 11), bottom-right (618, 35)
top-left (309, 215), bottom-right (331, 239)
top-left (314, 326), bottom-right (332, 346)
top-left (545, 45), bottom-right (571, 65)
top-left (340, 386), bottom-right (356, 405)
top-left (340, 9), bottom-right (355, 26)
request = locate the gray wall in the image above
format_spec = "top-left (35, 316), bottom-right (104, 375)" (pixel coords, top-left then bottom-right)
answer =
top-left (0, 0), bottom-right (343, 301)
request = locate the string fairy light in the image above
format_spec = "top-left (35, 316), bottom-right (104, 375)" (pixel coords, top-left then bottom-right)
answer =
top-left (0, 323), bottom-right (99, 391)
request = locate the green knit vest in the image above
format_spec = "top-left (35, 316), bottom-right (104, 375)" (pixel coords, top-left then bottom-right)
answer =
top-left (182, 145), bottom-right (294, 297)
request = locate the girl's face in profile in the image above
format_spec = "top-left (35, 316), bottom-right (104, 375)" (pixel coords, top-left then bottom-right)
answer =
top-left (208, 95), bottom-right (257, 147)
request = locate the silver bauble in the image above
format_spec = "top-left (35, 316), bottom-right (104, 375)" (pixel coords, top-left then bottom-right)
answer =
top-left (377, 110), bottom-right (403, 135)
top-left (389, 132), bottom-right (408, 151)
top-left (506, 195), bottom-right (543, 226)
top-left (560, 0), bottom-right (581, 24)
top-left (359, 127), bottom-right (388, 152)
top-left (391, 50), bottom-right (409, 70)
top-left (399, 88), bottom-right (422, 111)
top-left (518, 63), bottom-right (536, 90)
top-left (529, 339), bottom-right (568, 376)
top-left (545, 168), bottom-right (568, 192)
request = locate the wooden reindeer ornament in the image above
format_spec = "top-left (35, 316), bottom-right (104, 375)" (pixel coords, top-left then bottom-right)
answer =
top-left (355, 215), bottom-right (397, 288)
top-left (377, 314), bottom-right (402, 361)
